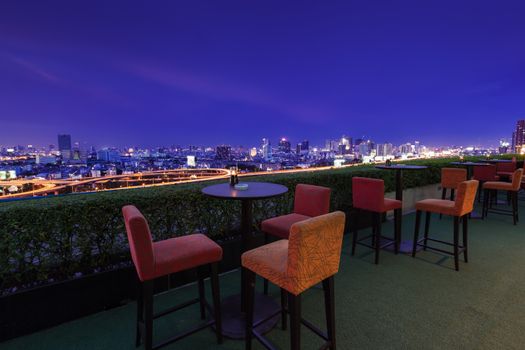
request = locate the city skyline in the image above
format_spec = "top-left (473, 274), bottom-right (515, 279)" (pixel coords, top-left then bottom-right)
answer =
top-left (1, 1), bottom-right (524, 147)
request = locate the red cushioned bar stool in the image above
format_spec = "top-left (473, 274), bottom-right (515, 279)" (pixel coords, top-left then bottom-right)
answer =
top-left (122, 205), bottom-right (223, 350)
top-left (351, 177), bottom-right (402, 264)
top-left (472, 165), bottom-right (499, 203)
top-left (261, 183), bottom-right (331, 294)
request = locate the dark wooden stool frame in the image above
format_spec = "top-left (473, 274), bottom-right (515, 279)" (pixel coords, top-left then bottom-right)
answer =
top-left (411, 211), bottom-right (468, 271)
top-left (482, 188), bottom-right (519, 225)
top-left (136, 262), bottom-right (222, 350)
top-left (351, 208), bottom-right (401, 264)
top-left (244, 268), bottom-right (336, 350)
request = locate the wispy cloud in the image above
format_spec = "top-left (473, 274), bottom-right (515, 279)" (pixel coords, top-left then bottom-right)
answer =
top-left (6, 54), bottom-right (63, 83)
top-left (125, 62), bottom-right (333, 123)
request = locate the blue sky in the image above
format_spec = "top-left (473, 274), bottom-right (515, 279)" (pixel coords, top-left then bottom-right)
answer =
top-left (0, 0), bottom-right (524, 148)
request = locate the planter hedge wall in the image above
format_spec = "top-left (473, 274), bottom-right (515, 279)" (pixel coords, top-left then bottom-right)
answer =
top-left (0, 157), bottom-right (512, 294)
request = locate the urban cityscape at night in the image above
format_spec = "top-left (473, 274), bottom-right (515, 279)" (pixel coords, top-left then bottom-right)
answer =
top-left (0, 127), bottom-right (519, 199)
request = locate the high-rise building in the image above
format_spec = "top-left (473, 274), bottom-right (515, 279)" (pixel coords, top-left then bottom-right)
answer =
top-left (325, 139), bottom-right (339, 152)
top-left (262, 138), bottom-right (272, 160)
top-left (376, 143), bottom-right (393, 157)
top-left (278, 138), bottom-right (291, 153)
top-left (512, 120), bottom-right (525, 153)
top-left (215, 145), bottom-right (232, 160)
top-left (58, 134), bottom-right (72, 159)
top-left (295, 140), bottom-right (309, 155)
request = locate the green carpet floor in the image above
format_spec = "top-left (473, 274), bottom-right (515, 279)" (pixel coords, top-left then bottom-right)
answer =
top-left (2, 202), bottom-right (525, 350)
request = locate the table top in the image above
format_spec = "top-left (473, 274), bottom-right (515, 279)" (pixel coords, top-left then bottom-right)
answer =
top-left (480, 159), bottom-right (513, 163)
top-left (201, 182), bottom-right (288, 200)
top-left (375, 164), bottom-right (428, 171)
top-left (450, 161), bottom-right (491, 166)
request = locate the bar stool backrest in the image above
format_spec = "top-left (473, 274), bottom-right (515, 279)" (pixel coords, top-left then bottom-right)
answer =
top-left (352, 177), bottom-right (385, 212)
top-left (453, 180), bottom-right (479, 217)
top-left (473, 165), bottom-right (497, 182)
top-left (287, 211), bottom-right (345, 295)
top-left (122, 205), bottom-right (155, 282)
top-left (497, 161), bottom-right (516, 173)
top-left (293, 184), bottom-right (331, 217)
top-left (441, 168), bottom-right (467, 189)
top-left (511, 169), bottom-right (524, 191)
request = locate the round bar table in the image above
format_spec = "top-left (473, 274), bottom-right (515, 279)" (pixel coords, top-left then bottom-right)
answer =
top-left (202, 181), bottom-right (288, 339)
top-left (450, 162), bottom-right (491, 218)
top-left (375, 164), bottom-right (428, 253)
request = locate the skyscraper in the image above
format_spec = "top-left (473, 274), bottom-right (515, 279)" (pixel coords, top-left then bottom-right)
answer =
top-left (262, 138), bottom-right (272, 160)
top-left (512, 120), bottom-right (525, 153)
top-left (278, 138), bottom-right (291, 153)
top-left (57, 134), bottom-right (72, 159)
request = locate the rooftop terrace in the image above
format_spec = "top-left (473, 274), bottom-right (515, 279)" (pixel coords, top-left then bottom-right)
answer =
top-left (2, 202), bottom-right (524, 350)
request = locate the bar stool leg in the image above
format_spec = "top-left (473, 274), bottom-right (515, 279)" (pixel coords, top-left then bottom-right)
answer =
top-left (374, 212), bottom-right (381, 265)
top-left (394, 208), bottom-right (401, 254)
top-left (450, 189), bottom-right (455, 201)
top-left (288, 292), bottom-right (301, 350)
top-left (210, 263), bottom-right (223, 344)
top-left (197, 266), bottom-right (206, 320)
top-left (323, 276), bottom-right (336, 350)
top-left (280, 288), bottom-right (288, 330)
top-left (513, 191), bottom-right (520, 222)
top-left (245, 268), bottom-right (256, 350)
top-left (412, 210), bottom-right (422, 257)
top-left (263, 233), bottom-right (269, 295)
top-left (424, 212), bottom-right (431, 251)
top-left (482, 189), bottom-right (489, 218)
top-left (351, 209), bottom-right (359, 256)
top-left (143, 280), bottom-right (154, 350)
top-left (462, 215), bottom-right (468, 263)
top-left (136, 282), bottom-right (143, 346)
top-left (453, 217), bottom-right (460, 271)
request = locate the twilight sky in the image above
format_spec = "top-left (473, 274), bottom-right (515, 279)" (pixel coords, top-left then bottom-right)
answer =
top-left (0, 0), bottom-right (524, 148)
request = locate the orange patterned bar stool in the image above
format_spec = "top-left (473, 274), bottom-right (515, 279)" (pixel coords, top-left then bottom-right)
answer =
top-left (482, 169), bottom-right (523, 225)
top-left (411, 180), bottom-right (479, 271)
top-left (261, 184), bottom-right (331, 294)
top-left (351, 177), bottom-right (402, 264)
top-left (243, 212), bottom-right (345, 350)
top-left (122, 205), bottom-right (223, 350)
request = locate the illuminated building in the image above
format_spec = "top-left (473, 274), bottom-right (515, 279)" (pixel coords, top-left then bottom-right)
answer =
top-left (58, 134), bottom-right (72, 160)
top-left (278, 138), bottom-right (291, 153)
top-left (512, 120), bottom-right (525, 153)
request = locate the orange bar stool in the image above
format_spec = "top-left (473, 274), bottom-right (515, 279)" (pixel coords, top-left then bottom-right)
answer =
top-left (412, 180), bottom-right (479, 271)
top-left (261, 184), bottom-right (331, 294)
top-left (242, 212), bottom-right (346, 350)
top-left (122, 205), bottom-right (223, 350)
top-left (472, 165), bottom-right (499, 203)
top-left (351, 177), bottom-right (402, 264)
top-left (482, 169), bottom-right (523, 225)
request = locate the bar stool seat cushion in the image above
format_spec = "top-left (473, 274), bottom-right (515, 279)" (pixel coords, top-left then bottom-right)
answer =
top-left (261, 213), bottom-right (310, 239)
top-left (483, 181), bottom-right (513, 191)
top-left (152, 234), bottom-right (223, 280)
top-left (496, 171), bottom-right (513, 177)
top-left (383, 198), bottom-right (403, 211)
top-left (415, 199), bottom-right (456, 216)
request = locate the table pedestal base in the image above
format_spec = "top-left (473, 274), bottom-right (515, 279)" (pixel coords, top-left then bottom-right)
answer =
top-left (219, 293), bottom-right (280, 339)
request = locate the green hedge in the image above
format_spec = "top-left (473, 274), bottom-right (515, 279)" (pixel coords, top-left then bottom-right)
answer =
top-left (0, 157), bottom-right (503, 293)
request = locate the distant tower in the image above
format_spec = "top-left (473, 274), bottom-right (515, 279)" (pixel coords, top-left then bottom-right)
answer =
top-left (278, 138), bottom-right (291, 153)
top-left (57, 134), bottom-right (72, 159)
top-left (513, 120), bottom-right (525, 153)
top-left (262, 138), bottom-right (272, 160)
